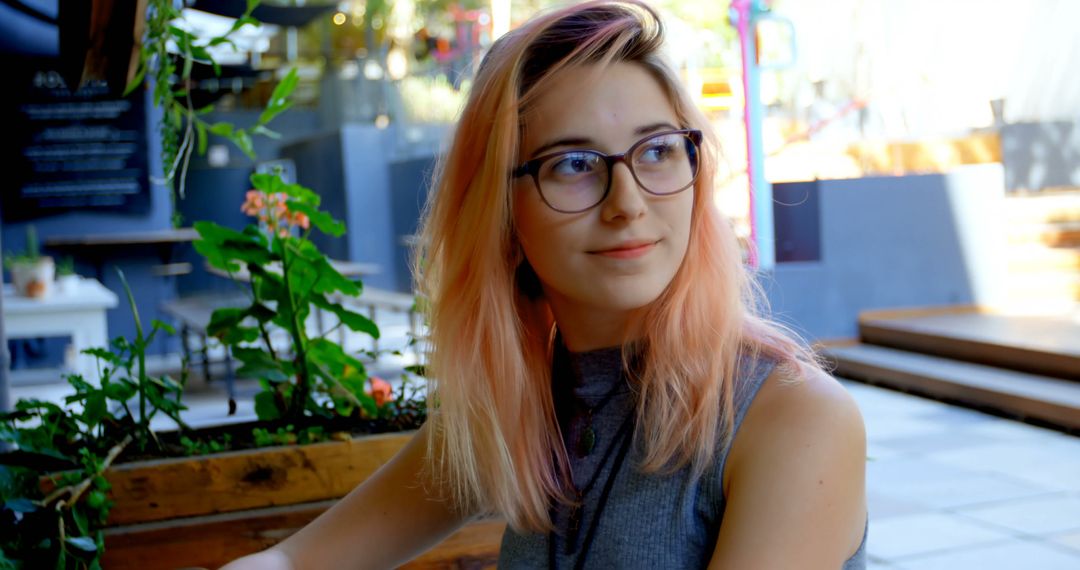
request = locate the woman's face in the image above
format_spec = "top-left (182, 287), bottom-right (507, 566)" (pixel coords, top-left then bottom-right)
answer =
top-left (514, 62), bottom-right (694, 339)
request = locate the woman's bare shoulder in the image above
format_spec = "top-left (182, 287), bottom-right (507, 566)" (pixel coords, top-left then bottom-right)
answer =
top-left (711, 361), bottom-right (867, 568)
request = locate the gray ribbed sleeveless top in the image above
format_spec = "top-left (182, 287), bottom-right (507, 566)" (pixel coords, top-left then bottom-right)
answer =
top-left (498, 344), bottom-right (868, 569)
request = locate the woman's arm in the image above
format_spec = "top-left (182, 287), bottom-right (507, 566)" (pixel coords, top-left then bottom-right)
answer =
top-left (708, 365), bottom-right (867, 570)
top-left (221, 422), bottom-right (472, 570)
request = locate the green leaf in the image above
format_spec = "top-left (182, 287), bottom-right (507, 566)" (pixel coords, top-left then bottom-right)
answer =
top-left (189, 45), bottom-right (213, 64)
top-left (312, 297), bottom-right (379, 338)
top-left (152, 319), bottom-right (176, 336)
top-left (81, 347), bottom-right (119, 365)
top-left (232, 347), bottom-right (289, 383)
top-left (260, 68), bottom-right (299, 126)
top-left (207, 307), bottom-right (250, 337)
top-left (72, 505), bottom-right (90, 536)
top-left (82, 394), bottom-right (107, 427)
top-left (207, 122), bottom-right (235, 137)
top-left (208, 37), bottom-right (237, 49)
top-left (251, 124), bottom-right (281, 140)
top-left (312, 257), bottom-right (361, 297)
top-left (278, 181), bottom-right (320, 206)
top-left (250, 172), bottom-right (285, 194)
top-left (122, 64), bottom-right (147, 97)
top-left (286, 201), bottom-right (345, 237)
top-left (196, 120), bottom-right (208, 155)
top-left (253, 391), bottom-right (282, 420)
top-left (103, 379), bottom-right (137, 402)
top-left (232, 130), bottom-right (255, 159)
top-left (85, 490), bottom-right (107, 510)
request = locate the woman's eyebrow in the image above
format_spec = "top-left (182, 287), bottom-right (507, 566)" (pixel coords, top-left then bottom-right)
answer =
top-left (529, 122), bottom-right (680, 159)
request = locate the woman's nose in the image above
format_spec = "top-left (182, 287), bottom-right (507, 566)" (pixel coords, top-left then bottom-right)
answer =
top-left (600, 162), bottom-right (647, 222)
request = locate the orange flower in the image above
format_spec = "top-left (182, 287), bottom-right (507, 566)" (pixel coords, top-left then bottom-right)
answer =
top-left (367, 376), bottom-right (393, 407)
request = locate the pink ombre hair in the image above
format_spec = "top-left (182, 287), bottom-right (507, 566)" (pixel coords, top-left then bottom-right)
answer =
top-left (413, 0), bottom-right (825, 533)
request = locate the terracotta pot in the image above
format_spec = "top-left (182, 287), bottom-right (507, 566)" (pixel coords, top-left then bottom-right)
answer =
top-left (11, 257), bottom-right (55, 298)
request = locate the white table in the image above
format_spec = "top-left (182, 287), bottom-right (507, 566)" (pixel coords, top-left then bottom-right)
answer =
top-left (4, 278), bottom-right (118, 383)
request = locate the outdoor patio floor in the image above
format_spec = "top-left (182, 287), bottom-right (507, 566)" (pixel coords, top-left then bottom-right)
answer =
top-left (9, 311), bottom-right (1080, 568)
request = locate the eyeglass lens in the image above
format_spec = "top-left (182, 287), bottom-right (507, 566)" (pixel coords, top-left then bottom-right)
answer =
top-left (536, 132), bottom-right (697, 213)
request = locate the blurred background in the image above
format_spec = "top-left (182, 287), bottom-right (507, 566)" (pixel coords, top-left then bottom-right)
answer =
top-left (1, 1), bottom-right (1078, 568)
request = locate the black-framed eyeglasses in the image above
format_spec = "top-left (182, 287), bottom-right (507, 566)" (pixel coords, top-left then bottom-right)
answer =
top-left (512, 129), bottom-right (702, 214)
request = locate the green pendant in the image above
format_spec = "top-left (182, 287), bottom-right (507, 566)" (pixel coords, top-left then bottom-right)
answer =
top-left (579, 425), bottom-right (596, 456)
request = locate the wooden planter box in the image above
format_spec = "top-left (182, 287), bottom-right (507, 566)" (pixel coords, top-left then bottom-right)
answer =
top-left (98, 432), bottom-right (505, 569)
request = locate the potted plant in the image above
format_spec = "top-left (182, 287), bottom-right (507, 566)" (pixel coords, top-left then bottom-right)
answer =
top-left (5, 226), bottom-right (55, 299)
top-left (55, 257), bottom-right (81, 296)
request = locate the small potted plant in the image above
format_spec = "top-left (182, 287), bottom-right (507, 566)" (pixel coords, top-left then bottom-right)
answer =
top-left (5, 225), bottom-right (55, 298)
top-left (55, 256), bottom-right (81, 295)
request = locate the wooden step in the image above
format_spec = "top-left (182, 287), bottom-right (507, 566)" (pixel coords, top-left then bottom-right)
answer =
top-left (1005, 272), bottom-right (1080, 302)
top-left (1004, 191), bottom-right (1080, 224)
top-left (857, 309), bottom-right (1080, 380)
top-left (1007, 220), bottom-right (1080, 248)
top-left (1006, 245), bottom-right (1080, 273)
top-left (822, 343), bottom-right (1080, 431)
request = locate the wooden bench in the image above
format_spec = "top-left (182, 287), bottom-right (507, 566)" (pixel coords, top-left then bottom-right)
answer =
top-left (161, 292), bottom-right (250, 399)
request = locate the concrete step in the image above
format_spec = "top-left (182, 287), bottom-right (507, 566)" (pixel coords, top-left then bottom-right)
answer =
top-left (822, 342), bottom-right (1080, 431)
top-left (857, 308), bottom-right (1080, 380)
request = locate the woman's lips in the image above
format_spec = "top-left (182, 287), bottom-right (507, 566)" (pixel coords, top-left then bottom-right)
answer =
top-left (591, 240), bottom-right (657, 259)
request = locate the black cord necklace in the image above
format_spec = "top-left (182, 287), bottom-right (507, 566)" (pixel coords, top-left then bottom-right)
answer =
top-left (549, 411), bottom-right (636, 570)
top-left (574, 381), bottom-right (626, 457)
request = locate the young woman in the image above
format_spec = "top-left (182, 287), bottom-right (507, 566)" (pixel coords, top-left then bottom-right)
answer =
top-left (223, 1), bottom-right (867, 568)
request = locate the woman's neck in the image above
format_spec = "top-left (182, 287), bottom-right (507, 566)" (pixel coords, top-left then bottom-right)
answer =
top-left (547, 297), bottom-right (632, 353)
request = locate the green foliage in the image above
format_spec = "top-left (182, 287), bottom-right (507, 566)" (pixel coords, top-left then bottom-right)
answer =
top-left (194, 172), bottom-right (383, 422)
top-left (125, 0), bottom-right (294, 204)
top-left (0, 273), bottom-right (187, 568)
top-left (179, 434), bottom-right (233, 457)
top-left (4, 226), bottom-right (44, 268)
top-left (56, 258), bottom-right (76, 277)
top-left (251, 425), bottom-right (327, 448)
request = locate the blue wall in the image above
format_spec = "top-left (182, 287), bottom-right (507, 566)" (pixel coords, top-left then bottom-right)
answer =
top-left (282, 124), bottom-right (448, 292)
top-left (3, 85), bottom-right (177, 359)
top-left (762, 164), bottom-right (1007, 341)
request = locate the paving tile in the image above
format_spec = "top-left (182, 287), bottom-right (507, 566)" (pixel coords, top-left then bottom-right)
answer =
top-left (923, 441), bottom-right (1080, 491)
top-left (868, 512), bottom-right (1012, 560)
top-left (913, 404), bottom-right (1001, 427)
top-left (866, 457), bottom-right (986, 489)
top-left (956, 494), bottom-right (1080, 536)
top-left (867, 491), bottom-right (934, 520)
top-left (874, 470), bottom-right (1053, 510)
top-left (864, 417), bottom-right (947, 441)
top-left (894, 539), bottom-right (1080, 570)
top-left (955, 419), bottom-right (1066, 443)
top-left (1049, 529), bottom-right (1080, 554)
top-left (874, 429), bottom-right (1000, 455)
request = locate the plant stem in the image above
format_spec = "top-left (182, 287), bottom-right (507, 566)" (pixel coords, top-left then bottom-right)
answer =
top-left (280, 241), bottom-right (310, 419)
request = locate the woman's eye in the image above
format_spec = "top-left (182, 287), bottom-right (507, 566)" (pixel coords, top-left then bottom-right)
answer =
top-left (639, 140), bottom-right (678, 163)
top-left (551, 154), bottom-right (599, 176)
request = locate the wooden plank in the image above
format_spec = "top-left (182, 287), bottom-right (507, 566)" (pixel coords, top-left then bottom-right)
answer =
top-left (824, 343), bottom-right (1080, 430)
top-left (857, 304), bottom-right (980, 322)
top-left (103, 500), bottom-right (504, 570)
top-left (105, 432), bottom-right (413, 526)
top-left (859, 313), bottom-right (1080, 380)
top-left (45, 228), bottom-right (200, 247)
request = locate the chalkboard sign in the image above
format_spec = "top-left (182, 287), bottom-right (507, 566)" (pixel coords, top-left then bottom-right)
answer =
top-left (3, 58), bottom-right (151, 220)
